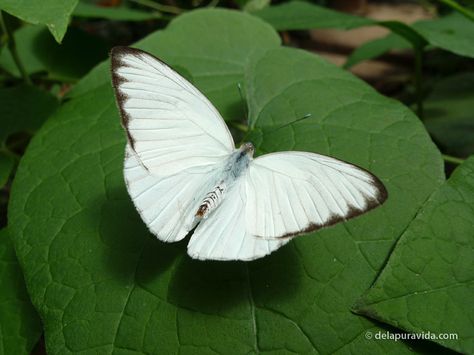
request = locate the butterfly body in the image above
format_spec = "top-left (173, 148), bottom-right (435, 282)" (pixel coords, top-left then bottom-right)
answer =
top-left (197, 142), bottom-right (254, 218)
top-left (111, 47), bottom-right (388, 261)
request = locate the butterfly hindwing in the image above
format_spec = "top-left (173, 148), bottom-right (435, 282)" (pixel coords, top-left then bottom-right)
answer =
top-left (187, 178), bottom-right (289, 261)
top-left (124, 145), bottom-right (220, 242)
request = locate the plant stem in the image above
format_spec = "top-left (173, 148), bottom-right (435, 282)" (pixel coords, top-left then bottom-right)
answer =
top-left (129, 0), bottom-right (184, 15)
top-left (442, 154), bottom-right (465, 165)
top-left (414, 47), bottom-right (424, 119)
top-left (0, 11), bottom-right (31, 85)
top-left (0, 147), bottom-right (20, 162)
top-left (438, 0), bottom-right (474, 21)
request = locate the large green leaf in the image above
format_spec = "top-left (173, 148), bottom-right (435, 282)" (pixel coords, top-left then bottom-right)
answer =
top-left (0, 228), bottom-right (41, 354)
top-left (9, 9), bottom-right (445, 354)
top-left (0, 0), bottom-right (78, 43)
top-left (424, 72), bottom-right (474, 157)
top-left (0, 25), bottom-right (109, 82)
top-left (354, 156), bottom-right (474, 354)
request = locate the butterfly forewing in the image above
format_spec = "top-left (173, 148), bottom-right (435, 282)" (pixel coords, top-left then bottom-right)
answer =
top-left (111, 47), bottom-right (235, 176)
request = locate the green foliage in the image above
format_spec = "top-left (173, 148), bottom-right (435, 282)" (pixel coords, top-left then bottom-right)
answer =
top-left (0, 229), bottom-right (41, 354)
top-left (0, 2), bottom-right (472, 354)
top-left (0, 25), bottom-right (109, 82)
top-left (354, 156), bottom-right (474, 354)
top-left (0, 0), bottom-right (78, 43)
top-left (8, 9), bottom-right (448, 354)
top-left (0, 84), bottom-right (58, 143)
top-left (424, 72), bottom-right (474, 158)
top-left (415, 13), bottom-right (474, 59)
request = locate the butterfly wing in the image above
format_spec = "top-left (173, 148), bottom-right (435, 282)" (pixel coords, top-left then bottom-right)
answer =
top-left (245, 151), bottom-right (388, 238)
top-left (187, 179), bottom-right (289, 261)
top-left (124, 145), bottom-right (221, 242)
top-left (111, 47), bottom-right (235, 176)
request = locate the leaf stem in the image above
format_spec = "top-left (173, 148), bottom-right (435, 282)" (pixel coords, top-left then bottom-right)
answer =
top-left (0, 11), bottom-right (31, 85)
top-left (207, 0), bottom-right (220, 8)
top-left (437, 0), bottom-right (474, 22)
top-left (229, 121), bottom-right (249, 133)
top-left (414, 47), bottom-right (424, 119)
top-left (442, 154), bottom-right (465, 165)
top-left (128, 0), bottom-right (184, 15)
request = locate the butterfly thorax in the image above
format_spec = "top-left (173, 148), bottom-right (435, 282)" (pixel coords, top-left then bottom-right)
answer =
top-left (195, 142), bottom-right (254, 219)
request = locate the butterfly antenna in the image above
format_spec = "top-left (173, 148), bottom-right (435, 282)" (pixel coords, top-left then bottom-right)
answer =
top-left (265, 113), bottom-right (312, 134)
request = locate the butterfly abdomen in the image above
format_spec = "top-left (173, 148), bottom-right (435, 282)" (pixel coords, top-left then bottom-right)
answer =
top-left (196, 183), bottom-right (226, 218)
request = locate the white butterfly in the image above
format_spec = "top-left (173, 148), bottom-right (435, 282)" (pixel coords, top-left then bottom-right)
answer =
top-left (111, 47), bottom-right (388, 261)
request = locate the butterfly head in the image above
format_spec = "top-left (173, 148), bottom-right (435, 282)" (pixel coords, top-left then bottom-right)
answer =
top-left (240, 142), bottom-right (255, 157)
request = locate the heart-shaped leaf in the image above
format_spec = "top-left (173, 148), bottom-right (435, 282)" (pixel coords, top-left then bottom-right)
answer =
top-left (9, 9), bottom-right (445, 354)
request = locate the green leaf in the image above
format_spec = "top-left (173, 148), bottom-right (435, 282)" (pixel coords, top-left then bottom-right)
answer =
top-left (344, 33), bottom-right (411, 69)
top-left (0, 84), bottom-right (58, 144)
top-left (0, 228), bottom-right (41, 354)
top-left (253, 1), bottom-right (373, 30)
top-left (424, 72), bottom-right (474, 157)
top-left (9, 9), bottom-right (445, 354)
top-left (0, 153), bottom-right (14, 188)
top-left (0, 0), bottom-right (78, 43)
top-left (353, 156), bottom-right (474, 354)
top-left (413, 13), bottom-right (474, 59)
top-left (0, 25), bottom-right (109, 82)
top-left (73, 2), bottom-right (160, 21)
